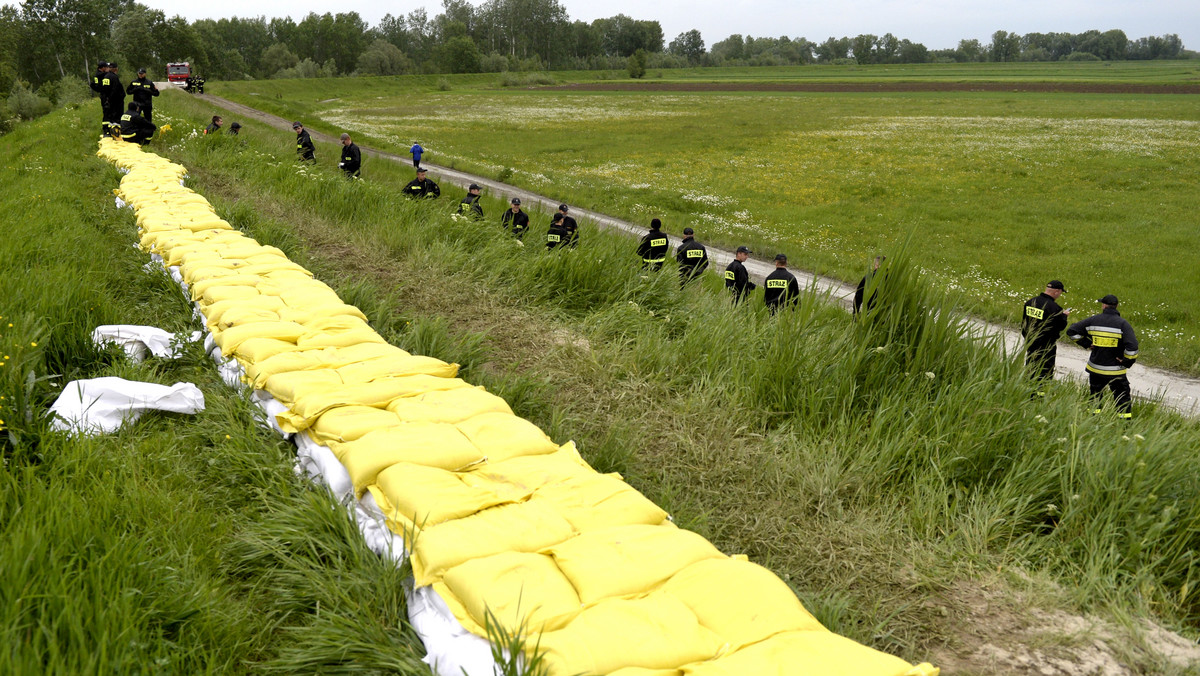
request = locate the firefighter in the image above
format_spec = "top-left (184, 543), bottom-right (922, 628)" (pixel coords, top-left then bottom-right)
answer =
top-left (338, 133), bottom-right (361, 178)
top-left (763, 253), bottom-right (800, 314)
top-left (293, 121), bottom-right (315, 161)
top-left (95, 61), bottom-right (124, 137)
top-left (725, 246), bottom-right (756, 304)
top-left (1067, 295), bottom-right (1139, 419)
top-left (90, 61), bottom-right (108, 135)
top-left (125, 67), bottom-right (159, 122)
top-left (500, 198), bottom-right (529, 239)
top-left (404, 168), bottom-right (440, 198)
top-left (558, 204), bottom-right (578, 247)
top-left (1021, 280), bottom-right (1070, 396)
top-left (546, 213), bottom-right (568, 250)
top-left (119, 101), bottom-right (156, 145)
top-left (636, 218), bottom-right (669, 271)
top-left (229, 122), bottom-right (241, 135)
top-left (675, 227), bottom-right (709, 285)
top-left (854, 255), bottom-right (887, 315)
top-left (458, 184), bottom-right (484, 219)
top-left (204, 115), bottom-right (223, 134)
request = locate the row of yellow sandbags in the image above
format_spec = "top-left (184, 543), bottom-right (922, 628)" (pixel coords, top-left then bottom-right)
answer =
top-left (97, 138), bottom-right (936, 676)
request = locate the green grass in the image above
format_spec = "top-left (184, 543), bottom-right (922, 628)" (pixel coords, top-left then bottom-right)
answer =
top-left (212, 68), bottom-right (1200, 375)
top-left (149, 89), bottom-right (1200, 670)
top-left (0, 106), bottom-right (430, 673)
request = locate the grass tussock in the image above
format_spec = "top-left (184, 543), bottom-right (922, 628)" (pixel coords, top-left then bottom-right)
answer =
top-left (154, 88), bottom-right (1200, 668)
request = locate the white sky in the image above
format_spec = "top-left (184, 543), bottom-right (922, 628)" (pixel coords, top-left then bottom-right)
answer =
top-left (142, 0), bottom-right (1198, 52)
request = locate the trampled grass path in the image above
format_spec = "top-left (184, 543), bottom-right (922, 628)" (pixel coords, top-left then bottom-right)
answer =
top-left (193, 89), bottom-right (1200, 418)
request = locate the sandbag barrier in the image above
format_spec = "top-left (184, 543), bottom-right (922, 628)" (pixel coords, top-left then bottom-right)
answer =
top-left (96, 138), bottom-right (938, 676)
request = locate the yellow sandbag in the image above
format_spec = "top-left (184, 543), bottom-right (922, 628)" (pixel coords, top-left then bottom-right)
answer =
top-left (661, 558), bottom-right (823, 652)
top-left (190, 274), bottom-right (263, 301)
top-left (204, 296), bottom-right (286, 329)
top-left (244, 343), bottom-right (408, 389)
top-left (412, 501), bottom-right (574, 587)
top-left (263, 369), bottom-right (344, 404)
top-left (277, 375), bottom-right (472, 431)
top-left (213, 320), bottom-right (306, 354)
top-left (335, 355), bottom-right (458, 383)
top-left (609, 669), bottom-right (682, 676)
top-left (543, 524), bottom-right (723, 604)
top-left (210, 307), bottom-right (282, 333)
top-left (386, 387), bottom-right (513, 423)
top-left (375, 462), bottom-right (526, 530)
top-left (456, 412), bottom-right (559, 462)
top-left (435, 552), bottom-right (581, 635)
top-left (333, 423), bottom-right (484, 492)
top-left (280, 284), bottom-right (343, 308)
top-left (200, 284), bottom-right (261, 306)
top-left (679, 630), bottom-right (938, 676)
top-left (537, 595), bottom-right (723, 675)
top-left (532, 473), bottom-right (668, 532)
top-left (278, 303), bottom-right (369, 325)
top-left (468, 442), bottom-right (594, 493)
top-left (295, 317), bottom-right (387, 350)
top-left (307, 406), bottom-right (405, 445)
top-left (234, 337), bottom-right (306, 363)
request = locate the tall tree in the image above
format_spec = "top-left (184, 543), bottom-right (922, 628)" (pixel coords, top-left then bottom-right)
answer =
top-left (668, 29), bottom-right (704, 62)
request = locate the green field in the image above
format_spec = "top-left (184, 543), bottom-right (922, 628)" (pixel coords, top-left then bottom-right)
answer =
top-left (215, 62), bottom-right (1200, 374)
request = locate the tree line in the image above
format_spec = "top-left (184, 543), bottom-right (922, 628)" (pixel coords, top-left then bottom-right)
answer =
top-left (0, 0), bottom-right (1193, 113)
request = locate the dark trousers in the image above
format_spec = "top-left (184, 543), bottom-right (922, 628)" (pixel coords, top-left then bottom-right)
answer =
top-left (140, 106), bottom-right (152, 123)
top-left (1026, 347), bottom-right (1056, 384)
top-left (412, 157), bottom-right (421, 168)
top-left (102, 105), bottom-right (121, 134)
top-left (1088, 371), bottom-right (1132, 417)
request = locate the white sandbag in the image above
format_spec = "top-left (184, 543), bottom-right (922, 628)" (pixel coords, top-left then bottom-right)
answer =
top-left (409, 585), bottom-right (498, 676)
top-left (49, 377), bottom-right (205, 435)
top-left (91, 325), bottom-right (200, 361)
top-left (294, 431), bottom-right (355, 500)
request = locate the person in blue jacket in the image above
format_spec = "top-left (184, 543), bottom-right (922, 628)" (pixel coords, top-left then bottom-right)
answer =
top-left (410, 142), bottom-right (424, 168)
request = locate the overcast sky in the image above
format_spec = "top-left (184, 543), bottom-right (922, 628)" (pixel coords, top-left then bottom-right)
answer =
top-left (143, 0), bottom-right (1198, 52)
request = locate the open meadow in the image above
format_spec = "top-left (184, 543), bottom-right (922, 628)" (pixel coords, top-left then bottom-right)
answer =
top-left (216, 62), bottom-right (1200, 374)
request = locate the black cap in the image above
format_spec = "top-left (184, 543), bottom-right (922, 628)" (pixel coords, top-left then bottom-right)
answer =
top-left (469, 184), bottom-right (481, 191)
top-left (1047, 280), bottom-right (1066, 292)
top-left (736, 246), bottom-right (752, 254)
top-left (511, 198), bottom-right (521, 205)
top-left (650, 218), bottom-right (661, 229)
top-left (109, 61), bottom-right (118, 68)
top-left (230, 122), bottom-right (241, 129)
top-left (292, 121), bottom-right (302, 128)
top-left (98, 61), bottom-right (110, 68)
top-left (774, 253), bottom-right (788, 263)
top-left (1098, 294), bottom-right (1119, 305)
top-left (416, 167), bottom-right (427, 173)
top-left (137, 67), bottom-right (147, 74)
top-left (682, 227), bottom-right (694, 235)
top-left (558, 204), bottom-right (569, 211)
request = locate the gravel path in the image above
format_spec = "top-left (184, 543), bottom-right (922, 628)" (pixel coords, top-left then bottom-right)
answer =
top-left (191, 89), bottom-right (1200, 417)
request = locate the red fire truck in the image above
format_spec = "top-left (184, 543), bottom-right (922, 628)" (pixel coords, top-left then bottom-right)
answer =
top-left (166, 62), bottom-right (191, 86)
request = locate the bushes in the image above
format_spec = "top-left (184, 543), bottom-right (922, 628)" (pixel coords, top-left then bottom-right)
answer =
top-left (626, 48), bottom-right (648, 78)
top-left (7, 82), bottom-right (52, 120)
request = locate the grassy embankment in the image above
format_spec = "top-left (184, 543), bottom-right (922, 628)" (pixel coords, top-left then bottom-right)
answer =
top-left (160, 88), bottom-right (1200, 672)
top-left (0, 106), bottom-right (434, 673)
top-left (214, 65), bottom-right (1200, 375)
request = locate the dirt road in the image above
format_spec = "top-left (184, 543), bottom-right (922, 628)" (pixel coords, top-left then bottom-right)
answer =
top-left (193, 90), bottom-right (1200, 417)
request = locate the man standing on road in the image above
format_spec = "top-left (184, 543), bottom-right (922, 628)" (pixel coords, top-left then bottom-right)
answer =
top-left (339, 133), bottom-right (361, 178)
top-left (410, 142), bottom-right (424, 168)
top-left (1067, 294), bottom-right (1139, 419)
top-left (763, 253), bottom-right (800, 314)
top-left (458, 184), bottom-right (484, 219)
top-left (558, 204), bottom-right (578, 247)
top-left (293, 122), bottom-right (315, 162)
top-left (1021, 280), bottom-right (1070, 396)
top-left (725, 246), bottom-right (756, 304)
top-left (501, 198), bottom-right (528, 239)
top-left (404, 168), bottom-right (440, 199)
top-left (675, 227), bottom-right (709, 285)
top-left (637, 218), bottom-right (669, 271)
top-left (125, 67), bottom-right (159, 122)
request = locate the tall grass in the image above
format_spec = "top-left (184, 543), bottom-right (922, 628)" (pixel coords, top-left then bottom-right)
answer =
top-left (0, 105), bottom-right (431, 672)
top-left (157, 88), bottom-right (1200, 666)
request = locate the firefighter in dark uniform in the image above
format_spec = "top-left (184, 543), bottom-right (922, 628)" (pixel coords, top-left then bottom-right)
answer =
top-left (1067, 294), bottom-right (1139, 419)
top-left (725, 246), bottom-right (755, 304)
top-left (338, 133), bottom-right (361, 178)
top-left (501, 198), bottom-right (529, 239)
top-left (119, 101), bottom-right (156, 145)
top-left (90, 61), bottom-right (108, 135)
top-left (636, 218), bottom-right (669, 271)
top-left (675, 227), bottom-right (709, 285)
top-left (125, 68), bottom-right (159, 122)
top-left (854, 255), bottom-right (887, 315)
top-left (763, 253), bottom-right (800, 314)
top-left (1021, 280), bottom-right (1069, 396)
top-left (293, 121), bottom-right (315, 161)
top-left (458, 184), bottom-right (484, 219)
top-left (404, 168), bottom-right (440, 198)
top-left (93, 61), bottom-right (124, 136)
top-left (558, 204), bottom-right (578, 247)
top-left (546, 213), bottom-right (568, 250)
